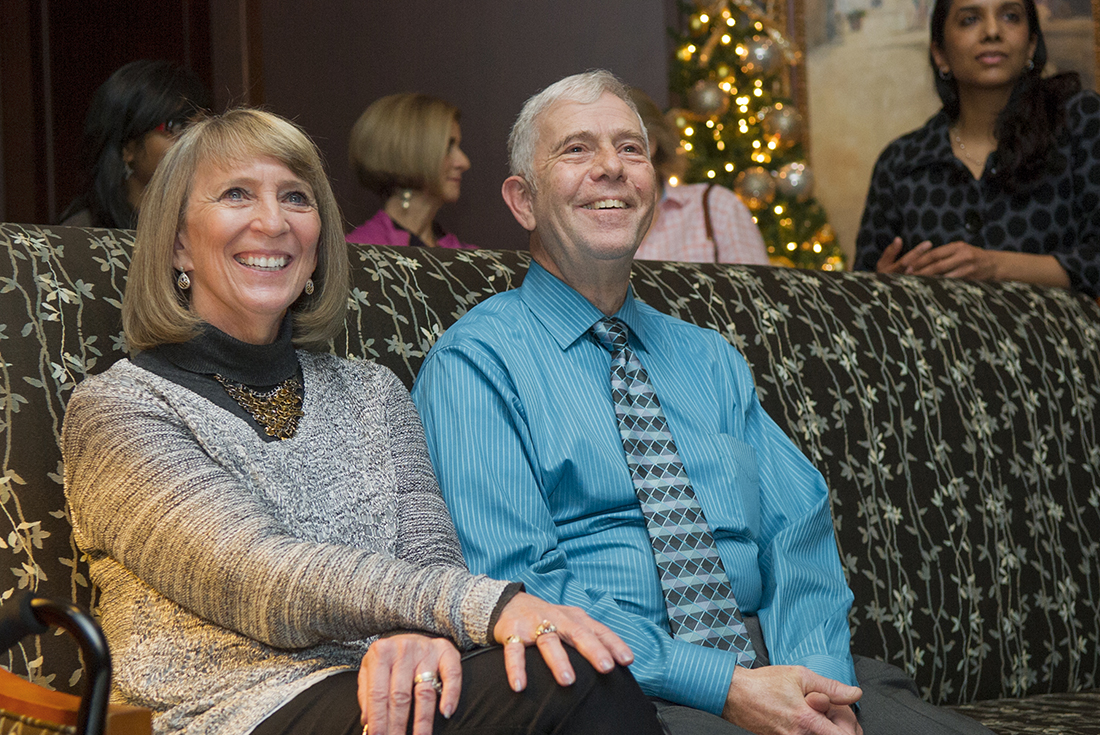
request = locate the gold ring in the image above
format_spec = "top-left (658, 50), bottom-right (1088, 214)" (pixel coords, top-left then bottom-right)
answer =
top-left (505, 634), bottom-right (522, 644)
top-left (413, 671), bottom-right (437, 685)
top-left (413, 670), bottom-right (443, 694)
top-left (534, 620), bottom-right (558, 638)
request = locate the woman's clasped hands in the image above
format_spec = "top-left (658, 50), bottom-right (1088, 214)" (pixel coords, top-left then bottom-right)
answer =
top-left (357, 592), bottom-right (634, 735)
top-left (875, 236), bottom-right (999, 280)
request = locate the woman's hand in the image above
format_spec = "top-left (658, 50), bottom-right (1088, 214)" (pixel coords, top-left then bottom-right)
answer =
top-left (902, 240), bottom-right (998, 280)
top-left (877, 238), bottom-right (1071, 288)
top-left (492, 592), bottom-right (634, 693)
top-left (358, 633), bottom-right (462, 735)
top-left (875, 237), bottom-right (934, 274)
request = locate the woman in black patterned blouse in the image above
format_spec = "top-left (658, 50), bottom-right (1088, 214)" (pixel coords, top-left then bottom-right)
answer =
top-left (854, 0), bottom-right (1100, 297)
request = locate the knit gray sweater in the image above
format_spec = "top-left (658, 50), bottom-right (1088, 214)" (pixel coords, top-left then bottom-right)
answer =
top-left (62, 352), bottom-right (509, 734)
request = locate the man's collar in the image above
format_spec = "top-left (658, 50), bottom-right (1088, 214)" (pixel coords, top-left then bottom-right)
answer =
top-left (519, 262), bottom-right (650, 350)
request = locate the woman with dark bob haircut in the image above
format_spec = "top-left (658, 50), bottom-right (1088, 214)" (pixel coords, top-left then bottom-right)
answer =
top-left (61, 107), bottom-right (662, 735)
top-left (854, 0), bottom-right (1100, 297)
top-left (59, 59), bottom-right (210, 229)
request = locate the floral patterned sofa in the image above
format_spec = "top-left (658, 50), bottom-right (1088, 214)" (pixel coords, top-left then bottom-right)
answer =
top-left (2, 222), bottom-right (1099, 734)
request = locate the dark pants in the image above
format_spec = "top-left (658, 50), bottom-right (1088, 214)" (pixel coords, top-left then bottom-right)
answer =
top-left (652, 617), bottom-right (994, 735)
top-left (253, 645), bottom-right (663, 735)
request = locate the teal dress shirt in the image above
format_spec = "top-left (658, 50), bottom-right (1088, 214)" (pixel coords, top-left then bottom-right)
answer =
top-left (412, 262), bottom-right (857, 714)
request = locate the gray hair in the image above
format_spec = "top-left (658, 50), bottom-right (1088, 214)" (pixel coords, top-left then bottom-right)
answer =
top-left (507, 69), bottom-right (648, 185)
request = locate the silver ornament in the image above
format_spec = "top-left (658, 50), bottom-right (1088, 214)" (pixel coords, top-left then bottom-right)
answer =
top-left (776, 162), bottom-right (814, 200)
top-left (687, 79), bottom-right (730, 118)
top-left (734, 167), bottom-right (776, 210)
top-left (739, 36), bottom-right (780, 76)
top-left (759, 106), bottom-right (803, 149)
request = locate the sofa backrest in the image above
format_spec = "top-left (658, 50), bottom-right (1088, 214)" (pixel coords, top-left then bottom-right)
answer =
top-left (3, 222), bottom-right (1099, 705)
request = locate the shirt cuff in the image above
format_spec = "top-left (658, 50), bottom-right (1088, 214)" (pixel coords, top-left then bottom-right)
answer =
top-left (796, 653), bottom-right (858, 688)
top-left (659, 639), bottom-right (738, 715)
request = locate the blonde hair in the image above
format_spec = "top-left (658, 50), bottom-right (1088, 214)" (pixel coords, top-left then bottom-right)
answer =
top-left (123, 107), bottom-right (349, 352)
top-left (349, 93), bottom-right (460, 199)
top-left (507, 70), bottom-right (647, 186)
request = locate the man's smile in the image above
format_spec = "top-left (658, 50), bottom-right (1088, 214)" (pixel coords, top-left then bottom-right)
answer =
top-left (583, 199), bottom-right (630, 210)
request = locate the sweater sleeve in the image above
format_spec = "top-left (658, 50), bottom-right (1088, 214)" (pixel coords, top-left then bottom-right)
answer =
top-left (62, 364), bottom-right (508, 651)
top-left (379, 365), bottom-right (469, 571)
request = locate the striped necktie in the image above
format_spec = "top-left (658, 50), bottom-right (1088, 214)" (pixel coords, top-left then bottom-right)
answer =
top-left (591, 317), bottom-right (756, 666)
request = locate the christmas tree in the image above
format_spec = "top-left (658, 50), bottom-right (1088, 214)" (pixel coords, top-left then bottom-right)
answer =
top-left (668, 0), bottom-right (845, 270)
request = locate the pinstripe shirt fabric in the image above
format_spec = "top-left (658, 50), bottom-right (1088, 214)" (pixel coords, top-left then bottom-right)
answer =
top-left (412, 262), bottom-right (857, 715)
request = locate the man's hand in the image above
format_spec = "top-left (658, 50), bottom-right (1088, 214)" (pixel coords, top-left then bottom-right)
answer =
top-left (722, 665), bottom-right (862, 735)
top-left (357, 633), bottom-right (462, 735)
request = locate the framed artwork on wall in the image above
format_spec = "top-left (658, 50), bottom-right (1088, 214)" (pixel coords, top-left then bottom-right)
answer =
top-left (794, 0), bottom-right (1098, 260)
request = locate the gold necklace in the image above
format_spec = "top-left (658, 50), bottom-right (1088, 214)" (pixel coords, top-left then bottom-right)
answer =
top-left (214, 374), bottom-right (304, 440)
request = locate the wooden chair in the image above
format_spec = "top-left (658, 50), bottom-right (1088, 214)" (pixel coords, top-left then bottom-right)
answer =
top-left (0, 594), bottom-right (150, 735)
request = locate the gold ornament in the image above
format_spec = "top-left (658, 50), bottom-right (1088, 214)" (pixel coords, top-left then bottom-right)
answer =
top-left (687, 80), bottom-right (730, 118)
top-left (668, 109), bottom-right (694, 131)
top-left (739, 35), bottom-right (780, 76)
top-left (815, 224), bottom-right (837, 245)
top-left (759, 106), bottom-right (803, 148)
top-left (733, 166), bottom-right (776, 210)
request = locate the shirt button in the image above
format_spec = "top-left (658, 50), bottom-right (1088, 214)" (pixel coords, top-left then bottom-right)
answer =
top-left (964, 209), bottom-right (983, 234)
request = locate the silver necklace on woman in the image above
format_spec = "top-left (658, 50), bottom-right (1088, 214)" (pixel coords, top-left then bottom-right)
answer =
top-left (950, 127), bottom-right (982, 166)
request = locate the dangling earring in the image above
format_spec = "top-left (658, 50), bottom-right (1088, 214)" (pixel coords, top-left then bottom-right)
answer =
top-left (124, 161), bottom-right (134, 180)
top-left (400, 188), bottom-right (413, 210)
top-left (1026, 58), bottom-right (1035, 71)
top-left (177, 271), bottom-right (191, 290)
top-left (304, 278), bottom-right (315, 296)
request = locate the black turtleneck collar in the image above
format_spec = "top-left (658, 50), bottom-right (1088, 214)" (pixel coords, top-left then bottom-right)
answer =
top-left (131, 317), bottom-right (302, 443)
top-left (153, 317), bottom-right (299, 386)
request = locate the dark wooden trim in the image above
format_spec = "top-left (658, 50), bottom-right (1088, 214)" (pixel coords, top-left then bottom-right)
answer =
top-left (241, 0), bottom-right (264, 105)
top-left (0, 0), bottom-right (46, 223)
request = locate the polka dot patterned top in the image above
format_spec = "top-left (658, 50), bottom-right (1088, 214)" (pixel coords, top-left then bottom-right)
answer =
top-left (854, 91), bottom-right (1100, 297)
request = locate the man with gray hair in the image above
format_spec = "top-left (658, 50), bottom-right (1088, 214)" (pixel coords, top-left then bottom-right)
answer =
top-left (412, 70), bottom-right (992, 735)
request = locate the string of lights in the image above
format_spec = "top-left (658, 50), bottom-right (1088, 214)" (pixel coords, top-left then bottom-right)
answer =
top-left (669, 0), bottom-right (845, 269)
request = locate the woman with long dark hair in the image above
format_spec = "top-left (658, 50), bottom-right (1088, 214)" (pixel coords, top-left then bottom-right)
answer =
top-left (59, 59), bottom-right (210, 229)
top-left (854, 0), bottom-right (1100, 297)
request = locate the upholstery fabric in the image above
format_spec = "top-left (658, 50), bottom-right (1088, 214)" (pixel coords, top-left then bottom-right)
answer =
top-left (950, 690), bottom-right (1100, 735)
top-left (2, 224), bottom-right (1099, 732)
top-left (0, 225), bottom-right (130, 690)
